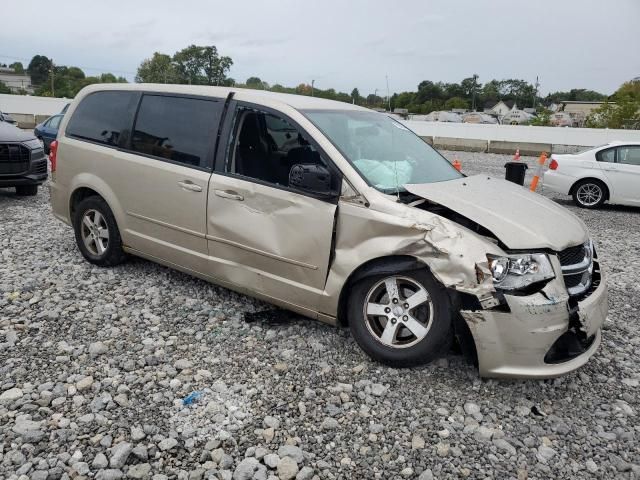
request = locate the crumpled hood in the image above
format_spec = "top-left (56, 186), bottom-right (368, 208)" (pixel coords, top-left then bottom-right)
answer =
top-left (405, 175), bottom-right (588, 251)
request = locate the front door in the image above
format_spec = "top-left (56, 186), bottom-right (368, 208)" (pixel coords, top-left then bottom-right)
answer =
top-left (601, 145), bottom-right (640, 206)
top-left (206, 103), bottom-right (339, 313)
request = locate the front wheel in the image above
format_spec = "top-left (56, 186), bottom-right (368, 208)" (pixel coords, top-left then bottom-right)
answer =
top-left (348, 269), bottom-right (452, 368)
top-left (73, 196), bottom-right (127, 267)
top-left (572, 179), bottom-right (606, 208)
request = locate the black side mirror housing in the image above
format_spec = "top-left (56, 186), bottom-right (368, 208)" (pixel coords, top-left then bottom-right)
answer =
top-left (289, 164), bottom-right (334, 197)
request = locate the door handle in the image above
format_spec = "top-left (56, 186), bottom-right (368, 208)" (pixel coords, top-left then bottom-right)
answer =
top-left (178, 181), bottom-right (203, 192)
top-left (214, 189), bottom-right (244, 201)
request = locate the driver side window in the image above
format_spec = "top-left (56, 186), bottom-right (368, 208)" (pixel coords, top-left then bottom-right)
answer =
top-left (226, 107), bottom-right (324, 188)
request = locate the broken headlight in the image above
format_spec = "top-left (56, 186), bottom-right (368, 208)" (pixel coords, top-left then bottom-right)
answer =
top-left (486, 253), bottom-right (555, 291)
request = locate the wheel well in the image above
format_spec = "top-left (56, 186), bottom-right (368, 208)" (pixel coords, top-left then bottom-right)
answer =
top-left (570, 177), bottom-right (609, 200)
top-left (336, 255), bottom-right (428, 327)
top-left (69, 187), bottom-right (102, 219)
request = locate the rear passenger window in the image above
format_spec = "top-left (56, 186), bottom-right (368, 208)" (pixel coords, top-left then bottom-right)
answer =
top-left (131, 95), bottom-right (221, 169)
top-left (66, 91), bottom-right (138, 146)
top-left (596, 148), bottom-right (615, 163)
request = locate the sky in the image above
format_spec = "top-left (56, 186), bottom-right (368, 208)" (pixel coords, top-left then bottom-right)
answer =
top-left (2, 0), bottom-right (639, 96)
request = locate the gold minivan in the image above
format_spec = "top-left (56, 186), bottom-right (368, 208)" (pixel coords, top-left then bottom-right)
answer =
top-left (50, 84), bottom-right (608, 378)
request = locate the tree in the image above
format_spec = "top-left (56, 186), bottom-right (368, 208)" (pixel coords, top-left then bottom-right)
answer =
top-left (586, 79), bottom-right (640, 129)
top-left (415, 80), bottom-right (444, 104)
top-left (444, 97), bottom-right (469, 110)
top-left (201, 46), bottom-right (232, 86)
top-left (9, 62), bottom-right (24, 74)
top-left (351, 88), bottom-right (360, 103)
top-left (0, 81), bottom-right (11, 94)
top-left (173, 45), bottom-right (205, 84)
top-left (28, 55), bottom-right (52, 85)
top-left (136, 52), bottom-right (178, 83)
top-left (246, 77), bottom-right (264, 89)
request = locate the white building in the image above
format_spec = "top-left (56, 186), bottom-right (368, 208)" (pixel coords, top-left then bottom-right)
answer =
top-left (489, 100), bottom-right (512, 117)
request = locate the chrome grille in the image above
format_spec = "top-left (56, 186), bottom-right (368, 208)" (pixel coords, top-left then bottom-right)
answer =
top-left (0, 143), bottom-right (30, 175)
top-left (557, 241), bottom-right (594, 297)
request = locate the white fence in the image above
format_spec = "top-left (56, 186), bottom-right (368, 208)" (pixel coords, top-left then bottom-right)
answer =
top-left (0, 93), bottom-right (71, 116)
top-left (401, 120), bottom-right (640, 151)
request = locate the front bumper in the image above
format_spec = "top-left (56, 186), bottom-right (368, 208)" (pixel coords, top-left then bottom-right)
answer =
top-left (0, 172), bottom-right (48, 187)
top-left (461, 258), bottom-right (608, 379)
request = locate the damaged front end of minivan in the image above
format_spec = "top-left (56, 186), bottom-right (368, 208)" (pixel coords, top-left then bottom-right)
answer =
top-left (324, 175), bottom-right (608, 379)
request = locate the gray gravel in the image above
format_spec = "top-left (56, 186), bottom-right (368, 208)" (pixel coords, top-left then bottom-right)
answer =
top-left (1, 151), bottom-right (640, 479)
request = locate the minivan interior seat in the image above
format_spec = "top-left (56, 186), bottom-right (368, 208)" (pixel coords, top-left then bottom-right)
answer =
top-left (236, 112), bottom-right (275, 183)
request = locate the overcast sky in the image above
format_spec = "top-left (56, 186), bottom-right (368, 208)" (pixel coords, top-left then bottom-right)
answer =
top-left (2, 0), bottom-right (639, 96)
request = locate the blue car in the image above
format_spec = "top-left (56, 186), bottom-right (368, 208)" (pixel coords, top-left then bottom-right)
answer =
top-left (34, 114), bottom-right (63, 153)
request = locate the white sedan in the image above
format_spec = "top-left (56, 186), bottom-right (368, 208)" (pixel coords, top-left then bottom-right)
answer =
top-left (544, 141), bottom-right (640, 208)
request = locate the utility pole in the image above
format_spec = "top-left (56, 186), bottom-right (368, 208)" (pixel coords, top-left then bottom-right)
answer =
top-left (533, 76), bottom-right (540, 109)
top-left (50, 59), bottom-right (55, 96)
top-left (471, 73), bottom-right (478, 111)
top-left (386, 75), bottom-right (391, 111)
top-left (311, 79), bottom-right (315, 97)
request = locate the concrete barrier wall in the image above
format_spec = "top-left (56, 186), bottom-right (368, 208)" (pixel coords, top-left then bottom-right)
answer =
top-left (403, 120), bottom-right (640, 154)
top-left (0, 94), bottom-right (71, 128)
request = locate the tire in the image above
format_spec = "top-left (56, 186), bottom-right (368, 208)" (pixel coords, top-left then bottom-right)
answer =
top-left (15, 185), bottom-right (38, 196)
top-left (348, 269), bottom-right (452, 368)
top-left (572, 179), bottom-right (606, 209)
top-left (73, 196), bottom-right (127, 267)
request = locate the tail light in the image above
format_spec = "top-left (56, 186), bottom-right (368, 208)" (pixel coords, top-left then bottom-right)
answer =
top-left (549, 159), bottom-right (558, 170)
top-left (49, 140), bottom-right (58, 172)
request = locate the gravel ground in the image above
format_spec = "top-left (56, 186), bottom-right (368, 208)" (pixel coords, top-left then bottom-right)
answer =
top-left (1, 151), bottom-right (639, 480)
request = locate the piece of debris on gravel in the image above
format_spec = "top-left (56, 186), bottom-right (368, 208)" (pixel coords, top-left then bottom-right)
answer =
top-left (1, 152), bottom-right (639, 479)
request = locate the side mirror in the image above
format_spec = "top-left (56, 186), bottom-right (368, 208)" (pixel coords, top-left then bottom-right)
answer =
top-left (289, 164), bottom-right (334, 197)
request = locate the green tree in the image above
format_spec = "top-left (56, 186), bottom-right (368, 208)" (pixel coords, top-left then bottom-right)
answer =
top-left (9, 62), bottom-right (24, 73)
top-left (246, 77), bottom-right (264, 89)
top-left (173, 45), bottom-right (206, 84)
top-left (444, 97), bottom-right (469, 110)
top-left (28, 55), bottom-right (52, 85)
top-left (351, 88), bottom-right (360, 103)
top-left (530, 108), bottom-right (552, 126)
top-left (201, 46), bottom-right (232, 86)
top-left (586, 80), bottom-right (640, 129)
top-left (136, 52), bottom-right (178, 83)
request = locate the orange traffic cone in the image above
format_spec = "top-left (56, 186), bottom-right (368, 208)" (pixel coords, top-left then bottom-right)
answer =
top-left (452, 158), bottom-right (462, 171)
top-left (513, 148), bottom-right (521, 161)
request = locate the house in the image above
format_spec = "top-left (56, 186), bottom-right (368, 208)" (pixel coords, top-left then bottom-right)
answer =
top-left (556, 101), bottom-right (608, 127)
top-left (488, 100), bottom-right (513, 117)
top-left (0, 67), bottom-right (34, 94)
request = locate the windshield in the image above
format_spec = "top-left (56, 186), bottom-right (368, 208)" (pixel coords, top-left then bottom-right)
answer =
top-left (303, 110), bottom-right (462, 193)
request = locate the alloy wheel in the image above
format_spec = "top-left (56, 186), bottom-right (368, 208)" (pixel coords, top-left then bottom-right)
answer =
top-left (576, 183), bottom-right (603, 207)
top-left (363, 276), bottom-right (434, 348)
top-left (80, 209), bottom-right (110, 256)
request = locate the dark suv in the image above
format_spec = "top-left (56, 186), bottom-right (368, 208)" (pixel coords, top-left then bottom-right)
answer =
top-left (0, 121), bottom-right (48, 195)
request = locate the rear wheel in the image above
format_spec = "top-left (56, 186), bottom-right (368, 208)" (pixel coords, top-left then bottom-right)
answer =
top-left (15, 185), bottom-right (38, 196)
top-left (73, 196), bottom-right (127, 267)
top-left (572, 179), bottom-right (606, 208)
top-left (348, 269), bottom-right (452, 368)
